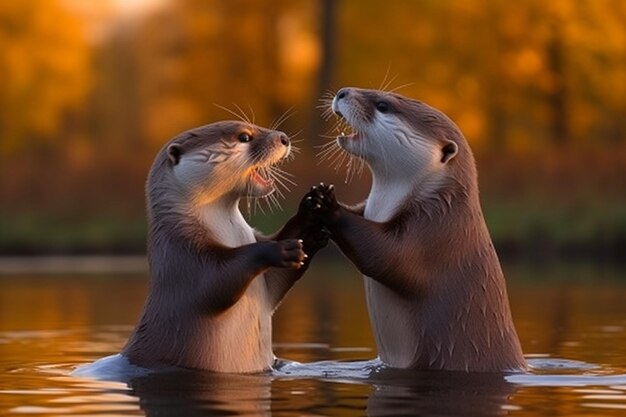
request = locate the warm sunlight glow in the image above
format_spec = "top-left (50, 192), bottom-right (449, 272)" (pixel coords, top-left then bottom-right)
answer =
top-left (110, 0), bottom-right (168, 17)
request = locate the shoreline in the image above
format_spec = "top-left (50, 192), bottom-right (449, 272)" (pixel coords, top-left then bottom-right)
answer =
top-left (0, 255), bottom-right (148, 275)
top-left (0, 247), bottom-right (624, 275)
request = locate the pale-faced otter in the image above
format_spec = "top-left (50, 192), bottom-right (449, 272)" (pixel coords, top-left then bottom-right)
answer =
top-left (122, 121), bottom-right (328, 373)
top-left (306, 87), bottom-right (526, 372)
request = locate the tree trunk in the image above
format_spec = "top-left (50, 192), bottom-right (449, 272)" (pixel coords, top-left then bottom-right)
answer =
top-left (309, 0), bottom-right (338, 144)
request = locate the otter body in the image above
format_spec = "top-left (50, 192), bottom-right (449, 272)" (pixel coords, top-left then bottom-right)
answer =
top-left (123, 121), bottom-right (326, 373)
top-left (309, 88), bottom-right (526, 372)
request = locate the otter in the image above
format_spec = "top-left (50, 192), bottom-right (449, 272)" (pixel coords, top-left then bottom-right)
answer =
top-left (306, 87), bottom-right (526, 372)
top-left (122, 121), bottom-right (328, 373)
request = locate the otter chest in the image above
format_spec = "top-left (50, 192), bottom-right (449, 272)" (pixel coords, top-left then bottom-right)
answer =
top-left (364, 181), bottom-right (413, 222)
top-left (200, 207), bottom-right (256, 247)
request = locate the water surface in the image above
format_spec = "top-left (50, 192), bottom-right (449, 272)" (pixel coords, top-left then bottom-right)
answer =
top-left (1, 258), bottom-right (626, 416)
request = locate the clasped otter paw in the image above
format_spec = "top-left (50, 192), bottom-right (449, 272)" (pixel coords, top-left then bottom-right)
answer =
top-left (264, 239), bottom-right (307, 269)
top-left (301, 182), bottom-right (340, 226)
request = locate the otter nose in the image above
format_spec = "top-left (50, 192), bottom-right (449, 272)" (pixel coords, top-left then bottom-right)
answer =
top-left (336, 88), bottom-right (350, 100)
top-left (278, 133), bottom-right (289, 146)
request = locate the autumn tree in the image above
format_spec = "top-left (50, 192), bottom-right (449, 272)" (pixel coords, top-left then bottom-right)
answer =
top-left (0, 0), bottom-right (90, 154)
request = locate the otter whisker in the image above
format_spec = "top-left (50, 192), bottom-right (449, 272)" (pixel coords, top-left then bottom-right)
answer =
top-left (268, 171), bottom-right (292, 197)
top-left (316, 142), bottom-right (340, 158)
top-left (287, 129), bottom-right (303, 141)
top-left (317, 100), bottom-right (334, 111)
top-left (316, 137), bottom-right (339, 147)
top-left (316, 135), bottom-right (341, 143)
top-left (271, 184), bottom-right (286, 201)
top-left (262, 190), bottom-right (279, 213)
top-left (269, 175), bottom-right (292, 196)
top-left (316, 89), bottom-right (370, 183)
top-left (245, 103), bottom-right (256, 124)
top-left (272, 178), bottom-right (294, 192)
top-left (321, 89), bottom-right (337, 99)
top-left (272, 166), bottom-right (295, 177)
top-left (316, 144), bottom-right (343, 164)
top-left (345, 153), bottom-right (363, 184)
top-left (316, 137), bottom-right (340, 150)
top-left (213, 103), bottom-right (251, 125)
top-left (331, 148), bottom-right (349, 173)
top-left (315, 146), bottom-right (338, 158)
top-left (271, 107), bottom-right (295, 131)
top-left (255, 197), bottom-right (267, 215)
top-left (233, 103), bottom-right (252, 125)
top-left (317, 134), bottom-right (340, 141)
top-left (285, 149), bottom-right (298, 163)
top-left (270, 194), bottom-right (283, 212)
top-left (322, 142), bottom-right (362, 183)
top-left (316, 100), bottom-right (333, 111)
top-left (318, 149), bottom-right (342, 167)
top-left (239, 153), bottom-right (261, 218)
top-left (287, 143), bottom-right (302, 157)
top-left (319, 141), bottom-right (342, 160)
top-left (270, 168), bottom-right (296, 186)
top-left (379, 72), bottom-right (398, 93)
top-left (317, 92), bottom-right (336, 110)
top-left (357, 148), bottom-right (367, 177)
top-left (246, 199), bottom-right (252, 218)
top-left (379, 65), bottom-right (392, 90)
top-left (387, 82), bottom-right (415, 94)
top-left (273, 193), bottom-right (284, 210)
top-left (318, 99), bottom-right (336, 122)
top-left (320, 108), bottom-right (335, 123)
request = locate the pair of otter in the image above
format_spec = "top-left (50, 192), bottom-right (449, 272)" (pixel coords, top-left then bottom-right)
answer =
top-left (122, 88), bottom-right (526, 374)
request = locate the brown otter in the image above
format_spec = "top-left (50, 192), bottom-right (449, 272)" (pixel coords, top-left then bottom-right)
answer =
top-left (306, 87), bottom-right (526, 372)
top-left (122, 121), bottom-right (328, 373)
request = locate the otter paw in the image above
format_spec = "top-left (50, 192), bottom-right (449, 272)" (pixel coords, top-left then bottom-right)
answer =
top-left (317, 183), bottom-right (338, 209)
top-left (271, 239), bottom-right (307, 269)
top-left (312, 227), bottom-right (331, 247)
top-left (301, 183), bottom-right (338, 216)
top-left (301, 227), bottom-right (331, 253)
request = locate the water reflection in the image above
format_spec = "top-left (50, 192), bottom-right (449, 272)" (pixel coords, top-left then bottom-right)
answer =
top-left (130, 370), bottom-right (273, 417)
top-left (1, 259), bottom-right (626, 416)
top-left (120, 367), bottom-right (519, 417)
top-left (71, 358), bottom-right (519, 417)
top-left (109, 362), bottom-right (626, 416)
top-left (367, 369), bottom-right (518, 417)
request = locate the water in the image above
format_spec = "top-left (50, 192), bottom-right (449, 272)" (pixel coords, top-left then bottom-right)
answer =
top-left (1, 258), bottom-right (626, 416)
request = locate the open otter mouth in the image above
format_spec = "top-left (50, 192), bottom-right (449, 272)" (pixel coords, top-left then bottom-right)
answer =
top-left (333, 110), bottom-right (360, 141)
top-left (336, 120), bottom-right (360, 141)
top-left (250, 168), bottom-right (273, 188)
top-left (338, 131), bottom-right (360, 141)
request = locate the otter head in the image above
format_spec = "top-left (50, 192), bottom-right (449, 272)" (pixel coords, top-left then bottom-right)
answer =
top-left (331, 87), bottom-right (470, 188)
top-left (153, 121), bottom-right (291, 207)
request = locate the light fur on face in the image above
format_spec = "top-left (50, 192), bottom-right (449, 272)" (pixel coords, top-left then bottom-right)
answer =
top-left (173, 140), bottom-right (244, 202)
top-left (331, 89), bottom-right (456, 203)
top-left (168, 139), bottom-right (291, 223)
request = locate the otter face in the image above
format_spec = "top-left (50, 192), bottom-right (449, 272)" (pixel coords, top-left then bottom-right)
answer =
top-left (331, 88), bottom-right (459, 180)
top-left (165, 121), bottom-right (291, 201)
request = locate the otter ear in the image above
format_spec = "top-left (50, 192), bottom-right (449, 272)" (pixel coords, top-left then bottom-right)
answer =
top-left (440, 140), bottom-right (458, 164)
top-left (167, 144), bottom-right (182, 165)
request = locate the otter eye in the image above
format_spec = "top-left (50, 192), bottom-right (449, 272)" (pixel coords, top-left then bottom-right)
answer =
top-left (375, 101), bottom-right (389, 113)
top-left (238, 133), bottom-right (253, 143)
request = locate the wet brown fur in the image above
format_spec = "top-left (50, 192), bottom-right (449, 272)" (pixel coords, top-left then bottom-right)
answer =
top-left (309, 88), bottom-right (526, 372)
top-left (123, 121), bottom-right (326, 373)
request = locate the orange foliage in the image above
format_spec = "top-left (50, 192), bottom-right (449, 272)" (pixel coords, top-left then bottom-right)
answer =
top-left (0, 0), bottom-right (625, 216)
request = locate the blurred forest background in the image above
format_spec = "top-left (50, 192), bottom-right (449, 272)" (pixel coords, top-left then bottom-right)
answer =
top-left (0, 0), bottom-right (625, 259)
